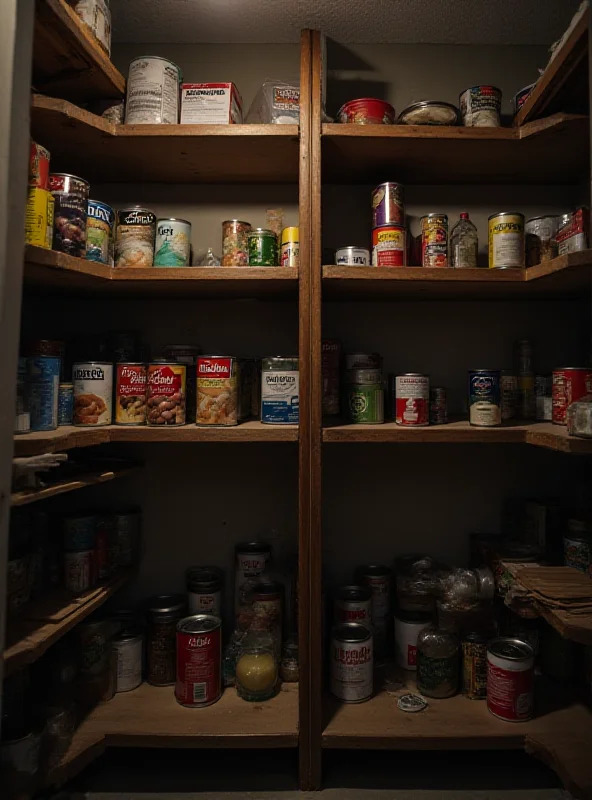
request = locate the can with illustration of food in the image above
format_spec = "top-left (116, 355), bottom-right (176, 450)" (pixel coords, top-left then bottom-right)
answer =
top-left (421, 214), bottom-right (448, 267)
top-left (72, 362), bottom-right (113, 426)
top-left (115, 207), bottom-right (156, 267)
top-left (154, 218), bottom-right (191, 267)
top-left (222, 220), bottom-right (251, 266)
top-left (86, 200), bottom-right (115, 265)
top-left (197, 356), bottom-right (238, 426)
top-left (49, 173), bottom-right (90, 258)
top-left (115, 363), bottom-right (147, 425)
top-left (146, 361), bottom-right (186, 425)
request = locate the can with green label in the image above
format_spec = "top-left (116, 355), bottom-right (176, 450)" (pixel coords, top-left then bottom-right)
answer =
top-left (248, 228), bottom-right (278, 266)
top-left (346, 368), bottom-right (384, 424)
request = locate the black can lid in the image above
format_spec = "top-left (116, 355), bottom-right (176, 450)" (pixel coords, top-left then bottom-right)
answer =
top-left (147, 593), bottom-right (186, 618)
top-left (235, 541), bottom-right (271, 555)
top-left (251, 580), bottom-right (284, 597)
top-left (186, 566), bottom-right (224, 592)
top-left (336, 584), bottom-right (372, 603)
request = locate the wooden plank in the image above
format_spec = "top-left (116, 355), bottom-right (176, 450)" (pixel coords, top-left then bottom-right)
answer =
top-left (13, 426), bottom-right (111, 456)
top-left (11, 465), bottom-right (137, 507)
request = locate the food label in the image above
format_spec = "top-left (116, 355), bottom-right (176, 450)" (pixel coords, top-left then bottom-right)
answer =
top-left (180, 83), bottom-right (242, 124)
top-left (197, 357), bottom-right (238, 426)
top-left (273, 86), bottom-right (299, 112)
top-left (115, 209), bottom-right (156, 268)
top-left (126, 58), bottom-right (180, 124)
top-left (147, 363), bottom-right (186, 425)
top-left (395, 375), bottom-right (429, 426)
top-left (176, 627), bottom-right (221, 706)
top-left (394, 618), bottom-right (430, 671)
top-left (330, 638), bottom-right (373, 702)
top-left (469, 371), bottom-right (501, 427)
top-left (336, 248), bottom-right (370, 266)
top-left (372, 226), bottom-right (406, 267)
top-left (115, 638), bottom-right (143, 692)
top-left (487, 657), bottom-right (533, 721)
top-left (86, 201), bottom-right (114, 265)
top-left (335, 599), bottom-right (372, 629)
top-left (154, 220), bottom-right (191, 267)
top-left (488, 216), bottom-right (524, 268)
top-left (552, 369), bottom-right (592, 425)
top-left (460, 86), bottom-right (501, 127)
top-left (261, 369), bottom-right (299, 424)
top-left (73, 363), bottom-right (113, 425)
top-left (421, 216), bottom-right (448, 267)
top-left (347, 385), bottom-right (384, 423)
top-left (116, 364), bottom-right (147, 425)
top-left (188, 590), bottom-right (222, 617)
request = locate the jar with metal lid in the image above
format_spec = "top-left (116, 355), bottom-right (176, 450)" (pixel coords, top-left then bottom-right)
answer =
top-left (146, 594), bottom-right (186, 686)
top-left (416, 624), bottom-right (460, 698)
top-left (186, 566), bottom-right (223, 617)
top-left (113, 628), bottom-right (143, 692)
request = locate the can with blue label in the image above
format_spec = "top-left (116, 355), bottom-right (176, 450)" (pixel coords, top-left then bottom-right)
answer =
top-left (469, 369), bottom-right (501, 427)
top-left (26, 355), bottom-right (60, 431)
top-left (86, 200), bottom-right (115, 265)
top-left (261, 356), bottom-right (299, 424)
top-left (58, 382), bottom-right (74, 425)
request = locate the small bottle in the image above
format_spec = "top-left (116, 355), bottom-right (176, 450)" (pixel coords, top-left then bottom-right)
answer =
top-left (451, 213), bottom-right (478, 268)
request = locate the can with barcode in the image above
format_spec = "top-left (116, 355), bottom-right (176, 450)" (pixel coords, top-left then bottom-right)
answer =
top-left (175, 614), bottom-right (222, 707)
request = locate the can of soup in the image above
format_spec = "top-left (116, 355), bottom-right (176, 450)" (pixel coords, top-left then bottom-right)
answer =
top-left (146, 361), bottom-right (186, 425)
top-left (175, 614), bottom-right (222, 707)
top-left (372, 224), bottom-right (406, 266)
top-left (115, 363), bottom-right (147, 425)
top-left (72, 362), bottom-right (113, 426)
top-left (125, 56), bottom-right (181, 124)
top-left (460, 85), bottom-right (502, 127)
top-left (421, 214), bottom-right (448, 267)
top-left (487, 637), bottom-right (534, 722)
top-left (154, 218), bottom-right (191, 267)
top-left (330, 622), bottom-right (373, 703)
top-left (115, 207), bottom-right (156, 268)
top-left (488, 213), bottom-right (525, 269)
top-left (469, 369), bottom-right (501, 427)
top-left (86, 200), bottom-right (114, 265)
top-left (197, 356), bottom-right (238, 426)
top-left (49, 173), bottom-right (90, 258)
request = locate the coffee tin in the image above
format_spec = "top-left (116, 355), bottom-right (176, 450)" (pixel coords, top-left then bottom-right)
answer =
top-left (372, 182), bottom-right (404, 227)
top-left (337, 98), bottom-right (396, 125)
top-left (394, 611), bottom-right (432, 671)
top-left (487, 637), bottom-right (534, 721)
top-left (115, 363), bottom-right (147, 425)
top-left (330, 622), bottom-right (373, 703)
top-left (175, 614), bottom-right (222, 707)
top-left (154, 218), bottom-right (191, 267)
top-left (115, 207), bottom-right (156, 268)
top-left (346, 381), bottom-right (384, 424)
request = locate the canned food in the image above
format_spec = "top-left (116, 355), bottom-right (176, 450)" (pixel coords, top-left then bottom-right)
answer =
top-left (187, 566), bottom-right (224, 617)
top-left (164, 344), bottom-right (199, 423)
top-left (336, 246), bottom-right (370, 266)
top-left (113, 629), bottom-right (143, 692)
top-left (372, 224), bottom-right (406, 267)
top-left (372, 182), bottom-right (404, 227)
top-left (49, 173), bottom-right (89, 258)
top-left (57, 382), bottom-right (73, 424)
top-left (222, 219), bottom-right (251, 266)
top-left (421, 214), bottom-right (448, 267)
top-left (330, 622), bottom-right (373, 702)
top-left (29, 141), bottom-right (50, 189)
top-left (487, 637), bottom-right (534, 722)
top-left (394, 611), bottom-right (432, 671)
top-left (73, 0), bottom-right (111, 55)
top-left (355, 564), bottom-right (392, 656)
top-left (112, 510), bottom-right (141, 567)
top-left (72, 362), bottom-right (113, 426)
top-left (234, 541), bottom-right (271, 615)
top-left (261, 356), bottom-right (299, 424)
top-left (336, 98), bottom-right (396, 125)
top-left (78, 618), bottom-right (108, 676)
top-left (334, 585), bottom-right (372, 629)
top-left (86, 200), bottom-right (115, 265)
top-left (26, 356), bottom-right (60, 431)
top-left (346, 379), bottom-right (384, 424)
top-left (175, 614), bottom-right (222, 707)
top-left (146, 594), bottom-right (186, 686)
top-left (429, 387), bottom-right (447, 425)
top-left (63, 514), bottom-right (97, 552)
top-left (248, 228), bottom-right (278, 266)
top-left (115, 363), bottom-right (147, 425)
top-left (322, 339), bottom-right (341, 415)
top-left (395, 373), bottom-right (429, 426)
top-left (525, 216), bottom-right (558, 266)
top-left (197, 356), bottom-right (238, 426)
top-left (488, 213), bottom-right (525, 269)
top-left (147, 361), bottom-right (186, 425)
top-left (344, 353), bottom-right (382, 370)
top-left (462, 632), bottom-right (487, 699)
top-left (552, 367), bottom-right (592, 425)
top-left (15, 358), bottom-right (30, 434)
top-left (460, 85), bottom-right (502, 127)
top-left (115, 207), bottom-right (156, 268)
top-left (500, 371), bottom-right (517, 421)
top-left (64, 549), bottom-right (93, 594)
top-left (125, 56), bottom-right (181, 124)
top-left (25, 187), bottom-right (54, 249)
top-left (469, 369), bottom-right (501, 427)
top-left (280, 227), bottom-right (299, 267)
top-left (513, 83), bottom-right (535, 115)
top-left (154, 218), bottom-right (191, 267)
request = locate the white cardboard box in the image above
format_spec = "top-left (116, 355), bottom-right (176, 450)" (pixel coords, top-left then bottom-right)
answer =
top-left (180, 83), bottom-right (243, 124)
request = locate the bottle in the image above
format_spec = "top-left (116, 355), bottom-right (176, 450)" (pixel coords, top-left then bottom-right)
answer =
top-left (451, 213), bottom-right (478, 268)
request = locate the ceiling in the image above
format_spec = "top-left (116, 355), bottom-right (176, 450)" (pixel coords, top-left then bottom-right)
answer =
top-left (111, 0), bottom-right (581, 45)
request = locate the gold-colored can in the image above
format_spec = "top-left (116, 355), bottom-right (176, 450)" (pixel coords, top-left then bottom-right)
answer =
top-left (488, 212), bottom-right (525, 269)
top-left (25, 187), bottom-right (54, 248)
top-left (280, 226), bottom-right (299, 267)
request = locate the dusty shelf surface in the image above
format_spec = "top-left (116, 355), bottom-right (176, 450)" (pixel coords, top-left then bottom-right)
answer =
top-left (11, 464), bottom-right (138, 507)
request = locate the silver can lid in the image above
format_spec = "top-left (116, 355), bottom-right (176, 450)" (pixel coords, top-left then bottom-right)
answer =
top-left (488, 637), bottom-right (534, 661)
top-left (177, 614), bottom-right (221, 634)
top-left (332, 622), bottom-right (372, 643)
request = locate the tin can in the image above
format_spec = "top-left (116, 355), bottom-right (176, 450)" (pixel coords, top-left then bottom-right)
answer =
top-left (63, 514), bottom-right (97, 552)
top-left (355, 565), bottom-right (392, 656)
top-left (344, 353), bottom-right (382, 370)
top-left (525, 216), bottom-right (558, 266)
top-left (187, 566), bottom-right (224, 617)
top-left (394, 611), bottom-right (432, 671)
top-left (500, 372), bottom-right (517, 421)
top-left (29, 141), bottom-right (50, 189)
top-left (488, 213), bottom-right (525, 269)
top-left (487, 637), bottom-right (534, 722)
top-left (197, 356), bottom-right (237, 426)
top-left (469, 369), bottom-right (501, 427)
top-left (429, 386), bottom-right (447, 425)
top-left (335, 585), bottom-right (372, 630)
top-left (146, 361), bottom-right (186, 425)
top-left (460, 85), bottom-right (502, 127)
top-left (234, 541), bottom-right (271, 615)
top-left (346, 373), bottom-right (384, 424)
top-left (552, 367), bottom-right (592, 425)
top-left (222, 219), bottom-right (251, 266)
top-left (115, 363), bottom-right (147, 425)
top-left (280, 227), bottom-right (299, 267)
top-left (73, 0), bottom-right (111, 55)
top-left (25, 187), bottom-right (54, 249)
top-left (421, 214), bottom-right (448, 267)
top-left (372, 182), bottom-right (404, 227)
top-left (322, 339), bottom-right (341, 415)
top-left (26, 356), bottom-right (60, 431)
top-left (330, 622), bottom-right (373, 703)
top-left (563, 527), bottom-right (591, 573)
top-left (336, 246), bottom-right (370, 266)
top-left (58, 383), bottom-right (73, 425)
top-left (78, 618), bottom-right (108, 676)
top-left (94, 520), bottom-right (111, 580)
top-left (175, 614), bottom-right (222, 707)
top-left (372, 224), bottom-right (406, 267)
top-left (395, 373), bottom-right (429, 426)
top-left (146, 594), bottom-right (186, 686)
top-left (86, 200), bottom-right (114, 265)
top-left (125, 56), bottom-right (181, 124)
top-left (49, 173), bottom-right (89, 258)
top-left (251, 580), bottom-right (284, 658)
top-left (248, 228), bottom-right (278, 266)
top-left (261, 356), bottom-right (299, 424)
top-left (336, 98), bottom-right (396, 125)
top-left (462, 632), bottom-right (488, 699)
top-left (113, 629), bottom-right (143, 692)
top-left (112, 510), bottom-right (141, 567)
top-left (115, 207), bottom-right (156, 268)
top-left (513, 83), bottom-right (535, 115)
top-left (64, 549), bottom-right (93, 594)
top-left (163, 344), bottom-right (199, 422)
top-left (154, 218), bottom-right (191, 267)
top-left (72, 362), bottom-right (113, 426)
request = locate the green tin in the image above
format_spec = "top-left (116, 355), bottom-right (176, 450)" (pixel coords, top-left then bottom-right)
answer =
top-left (346, 383), bottom-right (384, 424)
top-left (248, 228), bottom-right (278, 266)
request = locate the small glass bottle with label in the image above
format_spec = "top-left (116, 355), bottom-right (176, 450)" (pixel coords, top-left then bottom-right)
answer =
top-left (451, 212), bottom-right (478, 268)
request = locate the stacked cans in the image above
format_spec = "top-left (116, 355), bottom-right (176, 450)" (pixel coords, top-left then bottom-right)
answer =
top-left (371, 182), bottom-right (406, 266)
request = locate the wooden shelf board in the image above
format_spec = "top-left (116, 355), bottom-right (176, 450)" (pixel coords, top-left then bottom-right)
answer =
top-left (535, 602), bottom-right (592, 647)
top-left (11, 465), bottom-right (137, 507)
top-left (30, 96), bottom-right (299, 184)
top-left (321, 114), bottom-right (589, 184)
top-left (33, 0), bottom-right (125, 102)
top-left (23, 245), bottom-right (298, 299)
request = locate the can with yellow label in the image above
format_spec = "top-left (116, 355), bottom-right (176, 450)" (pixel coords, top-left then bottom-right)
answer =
top-left (280, 226), bottom-right (299, 267)
top-left (372, 224), bottom-right (406, 266)
top-left (488, 212), bottom-right (525, 269)
top-left (25, 187), bottom-right (54, 249)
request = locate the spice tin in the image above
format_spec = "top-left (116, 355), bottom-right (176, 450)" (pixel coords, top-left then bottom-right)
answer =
top-left (322, 339), bottom-right (341, 415)
top-left (395, 373), bottom-right (429, 426)
top-left (187, 566), bottom-right (224, 617)
top-left (488, 213), bottom-right (525, 269)
top-left (125, 56), bottom-right (181, 125)
top-left (335, 585), bottom-right (372, 629)
top-left (487, 637), bottom-right (534, 722)
top-left (64, 549), bottom-right (93, 593)
top-left (462, 632), bottom-right (487, 699)
top-left (563, 532), bottom-right (592, 573)
top-left (344, 353), bottom-right (382, 370)
top-left (552, 367), bottom-right (592, 425)
top-left (336, 246), bottom-right (370, 266)
top-left (154, 218), bottom-right (191, 267)
top-left (421, 214), bottom-right (448, 267)
top-left (63, 514), bottom-right (97, 552)
top-left (372, 224), bottom-right (406, 267)
top-left (115, 363), bottom-right (147, 425)
top-left (74, 0), bottom-right (111, 55)
top-left (29, 141), bottom-right (50, 189)
top-left (72, 362), bottom-right (113, 425)
top-left (234, 541), bottom-right (271, 615)
top-left (336, 98), bottom-right (396, 125)
top-left (147, 361), bottom-right (186, 425)
top-left (469, 369), bottom-right (501, 427)
top-left (346, 380), bottom-right (384, 424)
top-left (394, 611), bottom-right (432, 671)
top-left (112, 510), bottom-right (141, 567)
top-left (49, 173), bottom-right (89, 258)
top-left (280, 226), bottom-right (299, 267)
top-left (429, 387), bottom-right (447, 425)
top-left (248, 228), bottom-right (278, 266)
top-left (501, 371), bottom-right (517, 421)
top-left (175, 614), bottom-right (222, 707)
top-left (78, 618), bottom-right (108, 676)
top-left (26, 356), bottom-right (60, 431)
top-left (355, 564), bottom-right (392, 656)
top-left (115, 207), bottom-right (156, 268)
top-left (372, 182), bottom-right (405, 227)
top-left (460, 85), bottom-right (502, 127)
top-left (261, 356), bottom-right (299, 424)
top-left (25, 187), bottom-right (54, 249)
top-left (330, 622), bottom-right (373, 703)
top-left (147, 594), bottom-right (186, 686)
top-left (86, 200), bottom-right (114, 265)
top-left (222, 219), bottom-right (251, 266)
top-left (113, 629), bottom-right (143, 692)
top-left (57, 382), bottom-right (73, 425)
top-left (197, 356), bottom-right (238, 426)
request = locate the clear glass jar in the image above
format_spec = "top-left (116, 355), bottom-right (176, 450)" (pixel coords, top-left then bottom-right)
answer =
top-left (235, 631), bottom-right (278, 702)
top-left (416, 624), bottom-right (460, 698)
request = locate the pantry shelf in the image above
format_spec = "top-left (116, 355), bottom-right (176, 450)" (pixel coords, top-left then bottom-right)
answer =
top-left (30, 95), bottom-right (300, 184)
top-left (321, 113), bottom-right (589, 184)
top-left (33, 0), bottom-right (125, 103)
top-left (11, 463), bottom-right (139, 507)
top-left (23, 245), bottom-right (298, 298)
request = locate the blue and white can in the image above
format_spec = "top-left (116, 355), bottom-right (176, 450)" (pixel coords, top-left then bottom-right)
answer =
top-left (469, 369), bottom-right (501, 427)
top-left (86, 200), bottom-right (115, 265)
top-left (26, 356), bottom-right (60, 431)
top-left (261, 356), bottom-right (299, 425)
top-left (58, 382), bottom-right (74, 425)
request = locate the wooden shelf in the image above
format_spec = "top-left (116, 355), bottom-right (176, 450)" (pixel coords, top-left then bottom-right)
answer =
top-left (321, 114), bottom-right (589, 184)
top-left (33, 0), bottom-right (125, 103)
top-left (11, 464), bottom-right (138, 507)
top-left (323, 251), bottom-right (592, 300)
top-left (30, 96), bottom-right (299, 184)
top-left (3, 570), bottom-right (133, 676)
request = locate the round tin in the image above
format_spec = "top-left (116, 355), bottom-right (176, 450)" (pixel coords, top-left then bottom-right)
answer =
top-left (234, 541), bottom-right (272, 616)
top-left (346, 382), bottom-right (384, 424)
top-left (429, 387), bottom-right (447, 425)
top-left (115, 207), bottom-right (157, 268)
top-left (86, 200), bottom-right (114, 265)
top-left (49, 173), bottom-right (90, 258)
top-left (394, 611), bottom-right (432, 671)
top-left (58, 383), bottom-right (74, 425)
top-left (222, 219), bottom-right (251, 266)
top-left (462, 632), bottom-right (488, 699)
top-left (335, 246), bottom-right (370, 266)
top-left (469, 369), bottom-right (501, 427)
top-left (115, 362), bottom-right (147, 425)
top-left (187, 566), bottom-right (224, 617)
top-left (27, 355), bottom-right (60, 431)
top-left (397, 101), bottom-right (458, 126)
top-left (395, 373), bottom-right (429, 427)
top-left (334, 585), bottom-right (372, 629)
top-left (72, 361), bottom-right (113, 426)
top-left (488, 212), bottom-right (525, 269)
top-left (125, 56), bottom-right (181, 125)
top-left (372, 224), bottom-right (406, 267)
top-left (175, 614), bottom-right (222, 707)
top-left (337, 98), bottom-right (396, 125)
top-left (487, 637), bottom-right (534, 722)
top-left (421, 214), bottom-right (448, 267)
top-left (146, 361), bottom-right (186, 425)
top-left (330, 622), bottom-right (373, 702)
top-left (460, 85), bottom-right (502, 127)
top-left (280, 226), bottom-right (299, 267)
top-left (372, 182), bottom-right (404, 227)
top-left (261, 356), bottom-right (299, 425)
top-left (248, 228), bottom-right (278, 266)
top-left (146, 594), bottom-right (186, 686)
top-left (113, 628), bottom-right (143, 692)
top-left (552, 367), bottom-right (592, 425)
top-left (197, 355), bottom-right (238, 426)
top-left (154, 218), bottom-right (191, 267)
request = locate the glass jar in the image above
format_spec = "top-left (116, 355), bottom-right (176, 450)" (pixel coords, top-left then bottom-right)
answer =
top-left (146, 594), bottom-right (186, 686)
top-left (280, 638), bottom-right (299, 682)
top-left (416, 625), bottom-right (460, 699)
top-left (567, 397), bottom-right (592, 438)
top-left (235, 631), bottom-right (278, 702)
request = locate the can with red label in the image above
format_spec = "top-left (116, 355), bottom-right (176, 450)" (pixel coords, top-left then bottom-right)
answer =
top-left (115, 362), bottom-right (147, 425)
top-left (372, 224), bottom-right (406, 266)
top-left (421, 214), bottom-right (448, 267)
top-left (146, 361), bottom-right (186, 425)
top-left (334, 585), bottom-right (372, 630)
top-left (175, 614), bottom-right (222, 707)
top-left (487, 637), bottom-right (534, 722)
top-left (552, 367), bottom-right (592, 425)
top-left (330, 622), bottom-right (373, 703)
top-left (197, 356), bottom-right (238, 426)
top-left (395, 373), bottom-right (429, 426)
top-left (29, 141), bottom-right (51, 189)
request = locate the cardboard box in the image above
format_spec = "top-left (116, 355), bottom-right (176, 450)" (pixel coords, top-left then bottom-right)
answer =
top-left (180, 83), bottom-right (243, 124)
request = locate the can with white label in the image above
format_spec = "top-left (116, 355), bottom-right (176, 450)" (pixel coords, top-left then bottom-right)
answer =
top-left (154, 218), bottom-right (191, 267)
top-left (187, 566), bottom-right (224, 617)
top-left (336, 246), bottom-right (371, 266)
top-left (113, 629), bottom-right (144, 692)
top-left (330, 622), bottom-right (373, 703)
top-left (394, 611), bottom-right (432, 671)
top-left (261, 356), bottom-right (299, 424)
top-left (125, 56), bottom-right (182, 125)
top-left (488, 212), bottom-right (525, 269)
top-left (72, 362), bottom-right (113, 426)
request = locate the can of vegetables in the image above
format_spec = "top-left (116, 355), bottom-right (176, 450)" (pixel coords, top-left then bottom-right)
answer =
top-left (146, 361), bottom-right (186, 425)
top-left (197, 356), bottom-right (238, 426)
top-left (116, 363), bottom-right (147, 425)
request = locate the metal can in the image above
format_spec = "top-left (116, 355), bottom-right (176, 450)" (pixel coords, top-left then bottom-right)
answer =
top-left (112, 510), bottom-right (141, 567)
top-left (563, 521), bottom-right (591, 573)
top-left (147, 361), bottom-right (186, 425)
top-left (487, 637), bottom-right (534, 722)
top-left (337, 98), bottom-right (396, 125)
top-left (72, 362), bottom-right (113, 426)
top-left (280, 226), bottom-right (299, 267)
top-left (64, 549), bottom-right (93, 594)
top-left (336, 246), bottom-right (370, 266)
top-left (78, 618), bottom-right (108, 676)
top-left (113, 629), bottom-right (144, 692)
top-left (29, 141), bottom-right (50, 189)
top-left (222, 219), bottom-right (251, 266)
top-left (125, 56), bottom-right (181, 124)
top-left (488, 212), bottom-right (525, 269)
top-left (261, 356), bottom-right (299, 424)
top-left (197, 356), bottom-right (237, 426)
top-left (115, 207), bottom-right (156, 268)
top-left (94, 519), bottom-right (112, 580)
top-left (248, 228), bottom-right (278, 266)
top-left (421, 214), bottom-right (448, 267)
top-left (462, 632), bottom-right (488, 699)
top-left (25, 187), bottom-right (54, 249)
top-left (146, 594), bottom-right (186, 686)
top-left (517, 374), bottom-right (535, 420)
top-left (86, 200), bottom-right (115, 265)
top-left (500, 371), bottom-right (517, 421)
top-left (63, 514), bottom-right (97, 552)
top-left (372, 224), bottom-right (406, 267)
top-left (251, 580), bottom-right (285, 658)
top-left (460, 85), bottom-right (502, 127)
top-left (73, 0), bottom-right (111, 55)
top-left (58, 383), bottom-right (74, 425)
top-left (49, 173), bottom-right (89, 258)
top-left (234, 541), bottom-right (271, 615)
top-left (469, 369), bottom-right (501, 427)
top-left (175, 614), bottom-right (222, 707)
top-left (355, 565), bottom-right (392, 657)
top-left (372, 182), bottom-right (404, 227)
top-left (15, 358), bottom-right (30, 434)
top-left (187, 566), bottom-right (224, 617)
top-left (334, 585), bottom-right (372, 630)
top-left (330, 622), bottom-right (373, 703)
top-left (525, 215), bottom-right (559, 266)
top-left (115, 363), bottom-right (147, 425)
top-left (552, 367), bottom-right (592, 425)
top-left (395, 373), bottom-right (429, 426)
top-left (26, 356), bottom-right (60, 431)
top-left (429, 386), bottom-right (447, 425)
top-left (344, 353), bottom-right (382, 370)
top-left (394, 611), bottom-right (432, 671)
top-left (322, 339), bottom-right (341, 415)
top-left (154, 218), bottom-right (191, 267)
top-left (346, 371), bottom-right (384, 424)
top-left (163, 344), bottom-right (199, 423)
